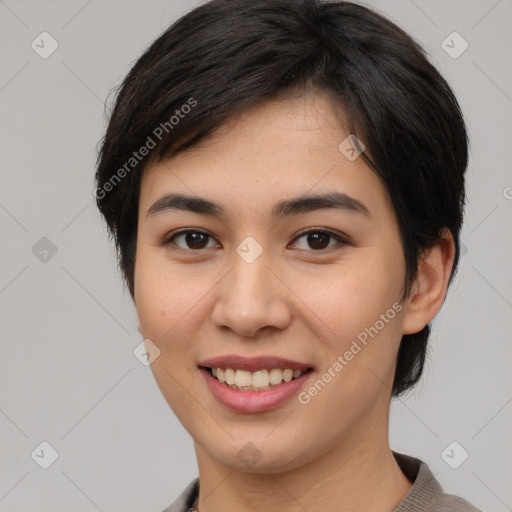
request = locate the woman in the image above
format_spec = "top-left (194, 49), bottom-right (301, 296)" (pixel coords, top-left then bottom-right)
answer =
top-left (95, 1), bottom-right (481, 510)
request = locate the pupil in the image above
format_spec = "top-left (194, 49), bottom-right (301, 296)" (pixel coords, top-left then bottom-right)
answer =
top-left (308, 232), bottom-right (329, 250)
top-left (187, 232), bottom-right (207, 249)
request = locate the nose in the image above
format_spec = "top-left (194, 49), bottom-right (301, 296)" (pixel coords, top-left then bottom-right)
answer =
top-left (211, 250), bottom-right (292, 338)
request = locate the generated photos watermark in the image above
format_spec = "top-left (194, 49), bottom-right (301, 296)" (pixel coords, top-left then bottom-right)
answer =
top-left (94, 97), bottom-right (198, 200)
top-left (298, 301), bottom-right (403, 405)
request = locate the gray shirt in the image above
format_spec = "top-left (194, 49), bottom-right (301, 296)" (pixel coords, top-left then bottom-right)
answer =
top-left (161, 451), bottom-right (482, 512)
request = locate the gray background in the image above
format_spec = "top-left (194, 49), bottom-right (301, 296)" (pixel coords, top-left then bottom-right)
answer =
top-left (0, 0), bottom-right (511, 511)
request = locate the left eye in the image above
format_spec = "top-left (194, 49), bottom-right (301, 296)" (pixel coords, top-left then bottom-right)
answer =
top-left (290, 229), bottom-right (347, 251)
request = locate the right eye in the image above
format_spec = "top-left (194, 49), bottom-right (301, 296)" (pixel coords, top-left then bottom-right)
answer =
top-left (163, 230), bottom-right (221, 251)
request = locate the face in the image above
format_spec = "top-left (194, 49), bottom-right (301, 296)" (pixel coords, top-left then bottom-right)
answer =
top-left (134, 90), bottom-right (408, 475)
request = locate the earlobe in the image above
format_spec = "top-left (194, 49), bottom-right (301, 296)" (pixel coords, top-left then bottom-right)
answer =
top-left (401, 229), bottom-right (456, 335)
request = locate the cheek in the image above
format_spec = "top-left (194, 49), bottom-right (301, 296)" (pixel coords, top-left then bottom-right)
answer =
top-left (134, 247), bottom-right (184, 343)
top-left (134, 249), bottom-right (215, 351)
top-left (133, 250), bottom-right (210, 429)
top-left (293, 249), bottom-right (404, 341)
top-left (293, 247), bottom-right (405, 405)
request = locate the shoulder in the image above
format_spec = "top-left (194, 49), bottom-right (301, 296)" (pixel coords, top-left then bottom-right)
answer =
top-left (392, 451), bottom-right (483, 512)
top-left (436, 492), bottom-right (483, 511)
top-left (160, 478), bottom-right (199, 512)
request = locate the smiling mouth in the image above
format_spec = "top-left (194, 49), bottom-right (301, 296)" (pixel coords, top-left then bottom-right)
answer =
top-left (202, 366), bottom-right (314, 391)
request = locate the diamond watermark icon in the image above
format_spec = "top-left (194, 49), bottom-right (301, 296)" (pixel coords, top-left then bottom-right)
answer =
top-left (236, 236), bottom-right (263, 264)
top-left (236, 442), bottom-right (262, 468)
top-left (32, 237), bottom-right (58, 263)
top-left (460, 242), bottom-right (468, 258)
top-left (441, 441), bottom-right (469, 469)
top-left (338, 134), bottom-right (365, 161)
top-left (31, 32), bottom-right (59, 59)
top-left (441, 32), bottom-right (468, 59)
top-left (134, 339), bottom-right (161, 366)
top-left (31, 441), bottom-right (59, 469)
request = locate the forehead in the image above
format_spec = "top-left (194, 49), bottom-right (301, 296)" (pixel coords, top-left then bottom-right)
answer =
top-left (139, 90), bottom-right (391, 219)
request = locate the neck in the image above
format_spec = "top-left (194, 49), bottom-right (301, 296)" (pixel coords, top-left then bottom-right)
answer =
top-left (192, 421), bottom-right (412, 512)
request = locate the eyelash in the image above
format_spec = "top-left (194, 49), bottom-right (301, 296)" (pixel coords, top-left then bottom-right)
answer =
top-left (161, 228), bottom-right (349, 253)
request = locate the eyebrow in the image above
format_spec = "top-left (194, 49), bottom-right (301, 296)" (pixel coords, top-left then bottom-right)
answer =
top-left (147, 191), bottom-right (371, 219)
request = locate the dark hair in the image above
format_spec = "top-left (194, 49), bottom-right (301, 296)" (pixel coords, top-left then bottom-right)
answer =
top-left (95, 0), bottom-right (468, 397)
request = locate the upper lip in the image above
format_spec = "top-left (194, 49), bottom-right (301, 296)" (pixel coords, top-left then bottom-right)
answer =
top-left (199, 355), bottom-right (313, 372)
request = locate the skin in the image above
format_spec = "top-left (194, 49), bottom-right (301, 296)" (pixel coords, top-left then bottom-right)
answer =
top-left (134, 89), bottom-right (455, 512)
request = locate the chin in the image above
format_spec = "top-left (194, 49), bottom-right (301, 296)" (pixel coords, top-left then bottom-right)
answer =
top-left (201, 433), bottom-right (316, 474)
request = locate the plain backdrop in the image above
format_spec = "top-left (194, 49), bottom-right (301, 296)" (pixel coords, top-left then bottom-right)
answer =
top-left (0, 1), bottom-right (511, 511)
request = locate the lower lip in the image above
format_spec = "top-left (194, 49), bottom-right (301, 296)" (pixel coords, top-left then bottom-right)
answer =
top-left (200, 368), bottom-right (313, 413)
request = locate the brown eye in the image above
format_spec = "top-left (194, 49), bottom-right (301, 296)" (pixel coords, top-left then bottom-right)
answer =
top-left (165, 230), bottom-right (218, 251)
top-left (306, 232), bottom-right (330, 250)
top-left (184, 232), bottom-right (209, 249)
top-left (291, 229), bottom-right (347, 251)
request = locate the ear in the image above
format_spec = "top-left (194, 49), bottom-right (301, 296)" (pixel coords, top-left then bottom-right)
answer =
top-left (401, 228), bottom-right (456, 335)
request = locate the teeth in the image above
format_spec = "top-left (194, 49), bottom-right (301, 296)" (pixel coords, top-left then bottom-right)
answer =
top-left (225, 368), bottom-right (236, 385)
top-left (282, 369), bottom-right (293, 382)
top-left (269, 368), bottom-right (283, 385)
top-left (252, 370), bottom-right (269, 387)
top-left (234, 370), bottom-right (252, 387)
top-left (210, 367), bottom-right (305, 391)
